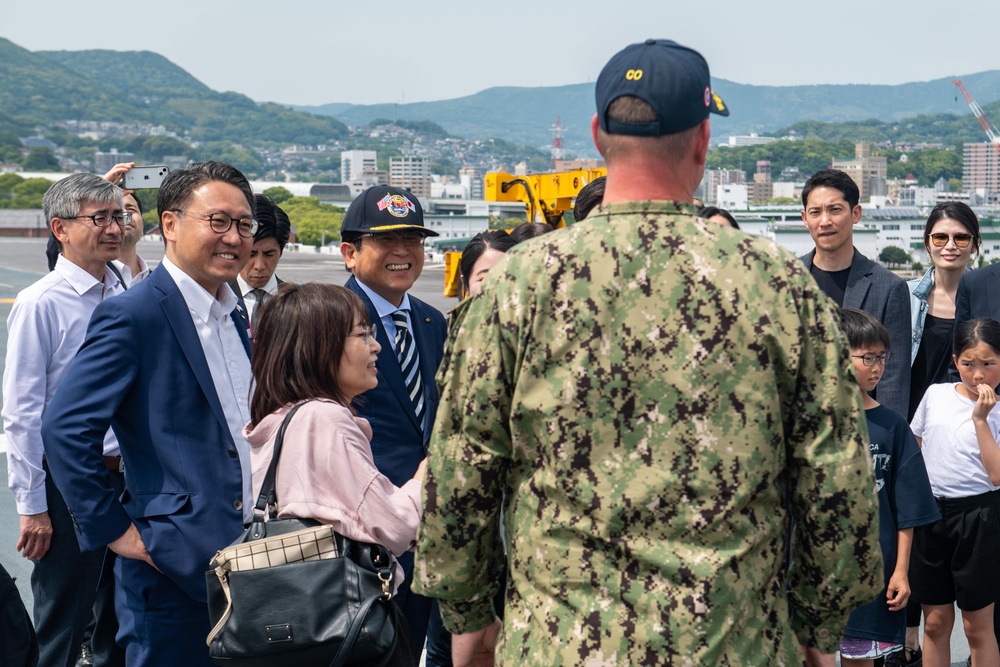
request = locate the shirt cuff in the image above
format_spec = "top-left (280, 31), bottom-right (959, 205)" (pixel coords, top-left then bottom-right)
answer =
top-left (437, 599), bottom-right (497, 636)
top-left (14, 488), bottom-right (48, 516)
top-left (791, 606), bottom-right (846, 654)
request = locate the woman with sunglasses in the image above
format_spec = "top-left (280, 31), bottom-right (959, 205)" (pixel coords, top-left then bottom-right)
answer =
top-left (908, 202), bottom-right (982, 419)
top-left (892, 202), bottom-right (981, 667)
top-left (244, 283), bottom-right (425, 666)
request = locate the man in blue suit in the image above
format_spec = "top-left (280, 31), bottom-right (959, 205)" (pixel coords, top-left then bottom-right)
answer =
top-left (340, 185), bottom-right (447, 662)
top-left (799, 168), bottom-right (911, 417)
top-left (42, 162), bottom-right (258, 667)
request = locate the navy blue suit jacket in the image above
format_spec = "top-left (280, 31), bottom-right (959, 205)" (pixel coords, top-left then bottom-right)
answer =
top-left (41, 265), bottom-right (251, 603)
top-left (956, 262), bottom-right (1000, 327)
top-left (801, 248), bottom-right (911, 416)
top-left (345, 275), bottom-right (447, 488)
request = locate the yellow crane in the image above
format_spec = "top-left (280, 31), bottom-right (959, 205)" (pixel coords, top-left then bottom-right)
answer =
top-left (442, 167), bottom-right (607, 297)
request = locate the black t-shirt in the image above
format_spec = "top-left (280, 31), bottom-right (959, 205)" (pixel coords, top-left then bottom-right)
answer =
top-left (908, 313), bottom-right (955, 421)
top-left (810, 265), bottom-right (851, 307)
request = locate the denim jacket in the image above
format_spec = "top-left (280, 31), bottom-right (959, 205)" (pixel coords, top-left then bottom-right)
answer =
top-left (907, 267), bottom-right (935, 365)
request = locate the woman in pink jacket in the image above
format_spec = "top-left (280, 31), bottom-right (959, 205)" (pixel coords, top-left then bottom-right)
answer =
top-left (243, 283), bottom-right (426, 664)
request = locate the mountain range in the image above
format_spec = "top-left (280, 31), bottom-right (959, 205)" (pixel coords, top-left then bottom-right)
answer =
top-left (296, 72), bottom-right (1000, 154)
top-left (2, 35), bottom-right (1000, 159)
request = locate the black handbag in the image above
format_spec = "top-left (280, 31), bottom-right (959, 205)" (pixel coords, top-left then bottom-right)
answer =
top-left (205, 402), bottom-right (403, 667)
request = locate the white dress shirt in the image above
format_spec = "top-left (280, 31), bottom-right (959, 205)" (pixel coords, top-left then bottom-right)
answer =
top-left (3, 255), bottom-right (124, 515)
top-left (112, 254), bottom-right (150, 287)
top-left (236, 273), bottom-right (278, 325)
top-left (162, 258), bottom-right (254, 522)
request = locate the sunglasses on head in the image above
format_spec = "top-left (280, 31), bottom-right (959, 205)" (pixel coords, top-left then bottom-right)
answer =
top-left (929, 233), bottom-right (973, 248)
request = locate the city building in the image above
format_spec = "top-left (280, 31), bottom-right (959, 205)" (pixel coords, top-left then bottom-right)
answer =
top-left (717, 183), bottom-right (748, 210)
top-left (94, 149), bottom-right (137, 173)
top-left (963, 142), bottom-right (1000, 205)
top-left (831, 143), bottom-right (888, 202)
top-left (459, 166), bottom-right (483, 200)
top-left (340, 150), bottom-right (377, 183)
top-left (748, 160), bottom-right (774, 205)
top-left (389, 156), bottom-right (432, 198)
top-left (700, 169), bottom-right (746, 205)
top-left (726, 133), bottom-right (776, 147)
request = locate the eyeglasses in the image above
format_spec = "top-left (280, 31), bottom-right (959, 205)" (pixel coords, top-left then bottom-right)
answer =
top-left (363, 232), bottom-right (426, 247)
top-left (174, 210), bottom-right (258, 238)
top-left (929, 233), bottom-right (973, 248)
top-left (63, 211), bottom-right (132, 228)
top-left (352, 324), bottom-right (377, 343)
top-left (852, 352), bottom-right (891, 367)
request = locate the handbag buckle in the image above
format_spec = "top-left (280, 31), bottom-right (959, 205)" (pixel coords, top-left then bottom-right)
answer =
top-left (378, 569), bottom-right (392, 600)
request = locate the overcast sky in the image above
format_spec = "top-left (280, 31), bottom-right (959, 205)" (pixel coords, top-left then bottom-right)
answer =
top-left (6, 0), bottom-right (1000, 106)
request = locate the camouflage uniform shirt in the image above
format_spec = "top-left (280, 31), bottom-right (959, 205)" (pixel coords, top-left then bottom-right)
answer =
top-left (414, 201), bottom-right (883, 665)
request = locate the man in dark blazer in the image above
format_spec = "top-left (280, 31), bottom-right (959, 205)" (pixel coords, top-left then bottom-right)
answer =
top-left (800, 169), bottom-right (911, 416)
top-left (41, 162), bottom-right (257, 667)
top-left (956, 262), bottom-right (1000, 327)
top-left (340, 185), bottom-right (447, 663)
top-left (230, 193), bottom-right (290, 334)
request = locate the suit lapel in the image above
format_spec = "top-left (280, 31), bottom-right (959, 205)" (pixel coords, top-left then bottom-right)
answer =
top-left (843, 249), bottom-right (872, 309)
top-left (348, 277), bottom-right (422, 431)
top-left (153, 268), bottom-right (234, 437)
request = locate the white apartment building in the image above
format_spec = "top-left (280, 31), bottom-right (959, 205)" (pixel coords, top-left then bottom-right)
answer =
top-left (340, 150), bottom-right (377, 183)
top-left (390, 156), bottom-right (432, 198)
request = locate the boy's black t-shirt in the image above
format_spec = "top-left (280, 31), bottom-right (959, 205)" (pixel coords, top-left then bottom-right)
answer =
top-left (843, 405), bottom-right (940, 644)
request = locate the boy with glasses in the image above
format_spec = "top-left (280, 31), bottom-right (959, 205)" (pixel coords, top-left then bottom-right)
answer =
top-left (339, 185), bottom-right (445, 663)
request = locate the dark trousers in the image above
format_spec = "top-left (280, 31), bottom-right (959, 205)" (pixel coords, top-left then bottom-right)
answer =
top-left (32, 469), bottom-right (103, 667)
top-left (393, 550), bottom-right (434, 663)
top-left (0, 560), bottom-right (38, 667)
top-left (92, 470), bottom-right (126, 667)
top-left (115, 557), bottom-right (215, 667)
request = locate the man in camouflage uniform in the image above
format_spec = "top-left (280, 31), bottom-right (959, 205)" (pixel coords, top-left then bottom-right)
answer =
top-left (414, 39), bottom-right (884, 666)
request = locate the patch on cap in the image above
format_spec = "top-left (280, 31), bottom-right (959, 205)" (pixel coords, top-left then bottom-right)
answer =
top-left (377, 193), bottom-right (417, 218)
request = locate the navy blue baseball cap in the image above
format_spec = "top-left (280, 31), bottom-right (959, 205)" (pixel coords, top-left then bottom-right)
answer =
top-left (596, 39), bottom-right (729, 137)
top-left (341, 185), bottom-right (438, 239)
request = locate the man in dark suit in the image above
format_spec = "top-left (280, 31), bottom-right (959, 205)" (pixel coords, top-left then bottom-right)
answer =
top-left (339, 185), bottom-right (447, 662)
top-left (799, 168), bottom-right (911, 416)
top-left (41, 162), bottom-right (257, 667)
top-left (230, 193), bottom-right (290, 334)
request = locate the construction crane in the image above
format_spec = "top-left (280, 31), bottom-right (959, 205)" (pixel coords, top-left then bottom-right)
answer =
top-left (953, 79), bottom-right (1000, 156)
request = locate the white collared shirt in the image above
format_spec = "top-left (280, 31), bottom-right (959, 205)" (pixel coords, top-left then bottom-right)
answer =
top-left (161, 258), bottom-right (254, 522)
top-left (3, 255), bottom-right (124, 515)
top-left (112, 254), bottom-right (150, 287)
top-left (236, 273), bottom-right (278, 324)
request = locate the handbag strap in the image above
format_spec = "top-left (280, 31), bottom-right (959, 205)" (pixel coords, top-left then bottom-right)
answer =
top-left (254, 402), bottom-right (306, 517)
top-left (328, 591), bottom-right (402, 667)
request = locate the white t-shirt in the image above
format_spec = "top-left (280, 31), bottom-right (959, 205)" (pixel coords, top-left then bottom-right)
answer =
top-left (911, 382), bottom-right (1000, 498)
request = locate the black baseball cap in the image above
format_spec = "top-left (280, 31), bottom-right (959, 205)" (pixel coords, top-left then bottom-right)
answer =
top-left (596, 39), bottom-right (729, 137)
top-left (340, 186), bottom-right (439, 240)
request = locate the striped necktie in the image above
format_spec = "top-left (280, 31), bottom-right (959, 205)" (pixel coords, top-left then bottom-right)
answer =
top-left (392, 310), bottom-right (424, 427)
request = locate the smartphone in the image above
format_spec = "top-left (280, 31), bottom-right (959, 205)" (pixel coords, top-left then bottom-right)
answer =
top-left (123, 165), bottom-right (170, 189)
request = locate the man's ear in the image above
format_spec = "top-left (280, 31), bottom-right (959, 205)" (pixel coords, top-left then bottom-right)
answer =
top-left (160, 209), bottom-right (180, 244)
top-left (340, 241), bottom-right (357, 271)
top-left (591, 114), bottom-right (605, 157)
top-left (50, 218), bottom-right (70, 244)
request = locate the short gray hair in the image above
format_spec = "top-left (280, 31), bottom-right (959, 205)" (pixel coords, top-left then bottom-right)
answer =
top-left (43, 173), bottom-right (123, 226)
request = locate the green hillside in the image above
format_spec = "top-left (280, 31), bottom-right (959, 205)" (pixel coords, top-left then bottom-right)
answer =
top-left (0, 38), bottom-right (348, 146)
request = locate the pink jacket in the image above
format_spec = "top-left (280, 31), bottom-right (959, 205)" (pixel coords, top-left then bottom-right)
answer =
top-left (244, 400), bottom-right (423, 566)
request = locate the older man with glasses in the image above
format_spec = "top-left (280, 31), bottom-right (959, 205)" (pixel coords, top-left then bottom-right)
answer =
top-left (339, 185), bottom-right (446, 664)
top-left (41, 162), bottom-right (257, 666)
top-left (3, 172), bottom-right (126, 667)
